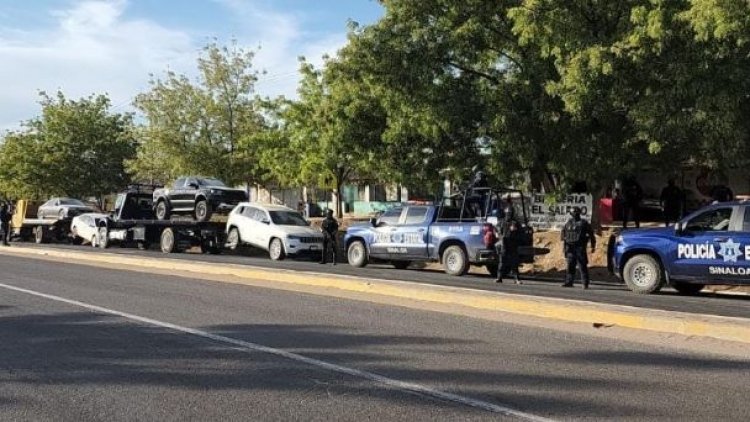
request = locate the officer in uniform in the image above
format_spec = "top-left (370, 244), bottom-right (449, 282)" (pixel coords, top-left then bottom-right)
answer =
top-left (467, 168), bottom-right (489, 218)
top-left (495, 203), bottom-right (522, 284)
top-left (0, 202), bottom-right (11, 246)
top-left (320, 209), bottom-right (339, 265)
top-left (561, 207), bottom-right (596, 289)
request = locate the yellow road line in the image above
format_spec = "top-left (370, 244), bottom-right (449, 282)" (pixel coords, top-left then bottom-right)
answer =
top-left (2, 246), bottom-right (750, 344)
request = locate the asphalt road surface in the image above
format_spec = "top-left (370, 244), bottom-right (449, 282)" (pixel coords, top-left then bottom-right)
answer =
top-left (13, 241), bottom-right (750, 319)
top-left (1, 255), bottom-right (749, 421)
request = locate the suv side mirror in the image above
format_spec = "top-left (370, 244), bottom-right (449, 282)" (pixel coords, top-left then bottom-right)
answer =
top-left (260, 217), bottom-right (270, 225)
top-left (675, 221), bottom-right (684, 235)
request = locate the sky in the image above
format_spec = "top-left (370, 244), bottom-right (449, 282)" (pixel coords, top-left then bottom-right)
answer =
top-left (0, 0), bottom-right (384, 131)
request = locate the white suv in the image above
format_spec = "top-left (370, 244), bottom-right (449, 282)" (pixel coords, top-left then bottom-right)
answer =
top-left (225, 202), bottom-right (324, 260)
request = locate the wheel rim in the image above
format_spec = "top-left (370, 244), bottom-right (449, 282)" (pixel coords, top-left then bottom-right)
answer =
top-left (349, 243), bottom-right (363, 263)
top-left (196, 202), bottom-right (207, 220)
top-left (156, 203), bottom-right (166, 219)
top-left (270, 239), bottom-right (282, 259)
top-left (162, 231), bottom-right (173, 252)
top-left (445, 250), bottom-right (461, 272)
top-left (227, 229), bottom-right (239, 249)
top-left (631, 263), bottom-right (655, 287)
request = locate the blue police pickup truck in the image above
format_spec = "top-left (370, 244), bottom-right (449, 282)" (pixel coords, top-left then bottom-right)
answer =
top-left (344, 188), bottom-right (533, 276)
top-left (611, 201), bottom-right (750, 294)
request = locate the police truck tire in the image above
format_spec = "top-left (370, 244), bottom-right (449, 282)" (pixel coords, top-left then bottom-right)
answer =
top-left (443, 245), bottom-right (469, 276)
top-left (347, 240), bottom-right (368, 268)
top-left (673, 282), bottom-right (705, 296)
top-left (160, 228), bottom-right (177, 253)
top-left (623, 254), bottom-right (664, 294)
top-left (195, 199), bottom-right (212, 222)
top-left (155, 201), bottom-right (170, 221)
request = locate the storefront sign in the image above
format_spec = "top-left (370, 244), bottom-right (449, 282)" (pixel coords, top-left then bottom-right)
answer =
top-left (527, 193), bottom-right (593, 231)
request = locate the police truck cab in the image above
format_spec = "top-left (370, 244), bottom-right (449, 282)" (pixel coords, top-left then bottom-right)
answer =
top-left (611, 201), bottom-right (750, 294)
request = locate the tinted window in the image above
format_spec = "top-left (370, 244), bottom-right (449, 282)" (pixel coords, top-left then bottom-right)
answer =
top-left (685, 207), bottom-right (733, 232)
top-left (174, 178), bottom-right (186, 188)
top-left (243, 207), bottom-right (259, 219)
top-left (744, 207), bottom-right (750, 232)
top-left (378, 208), bottom-right (403, 225)
top-left (59, 199), bottom-right (85, 206)
top-left (404, 207), bottom-right (429, 224)
top-left (270, 211), bottom-right (308, 226)
top-left (198, 178), bottom-right (226, 187)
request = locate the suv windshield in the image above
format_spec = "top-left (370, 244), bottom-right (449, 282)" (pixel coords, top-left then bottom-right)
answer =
top-left (198, 178), bottom-right (227, 187)
top-left (269, 211), bottom-right (308, 226)
top-left (60, 199), bottom-right (86, 206)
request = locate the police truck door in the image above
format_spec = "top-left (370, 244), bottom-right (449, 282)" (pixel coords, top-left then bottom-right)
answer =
top-left (398, 206), bottom-right (430, 259)
top-left (368, 208), bottom-right (404, 259)
top-left (672, 206), bottom-right (744, 281)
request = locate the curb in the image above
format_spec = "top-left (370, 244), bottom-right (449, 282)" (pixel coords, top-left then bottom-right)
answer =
top-left (2, 246), bottom-right (750, 345)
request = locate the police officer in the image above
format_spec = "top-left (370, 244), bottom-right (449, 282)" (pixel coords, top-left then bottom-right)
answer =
top-left (495, 204), bottom-right (522, 284)
top-left (0, 202), bottom-right (11, 246)
top-left (561, 206), bottom-right (595, 289)
top-left (320, 209), bottom-right (339, 265)
top-left (659, 179), bottom-right (682, 226)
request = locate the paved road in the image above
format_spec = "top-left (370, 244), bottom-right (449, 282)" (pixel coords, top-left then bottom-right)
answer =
top-left (11, 241), bottom-right (750, 319)
top-left (1, 256), bottom-right (749, 421)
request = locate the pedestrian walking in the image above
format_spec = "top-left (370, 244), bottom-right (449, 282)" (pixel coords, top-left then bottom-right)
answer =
top-left (0, 202), bottom-right (11, 246)
top-left (659, 179), bottom-right (682, 226)
top-left (561, 207), bottom-right (596, 289)
top-left (319, 209), bottom-right (339, 265)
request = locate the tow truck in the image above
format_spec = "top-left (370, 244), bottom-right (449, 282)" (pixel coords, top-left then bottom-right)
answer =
top-left (344, 187), bottom-right (535, 276)
top-left (9, 199), bottom-right (75, 244)
top-left (94, 185), bottom-right (227, 254)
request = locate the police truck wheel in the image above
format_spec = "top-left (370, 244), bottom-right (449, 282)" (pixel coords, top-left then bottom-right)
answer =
top-left (155, 201), bottom-right (170, 221)
top-left (392, 261), bottom-right (411, 270)
top-left (673, 282), bottom-right (705, 296)
top-left (226, 227), bottom-right (240, 251)
top-left (443, 245), bottom-right (469, 276)
top-left (160, 228), bottom-right (176, 253)
top-left (97, 227), bottom-right (109, 249)
top-left (195, 200), bottom-right (211, 222)
top-left (623, 254), bottom-right (664, 294)
top-left (269, 238), bottom-right (285, 260)
top-left (347, 240), bottom-right (368, 267)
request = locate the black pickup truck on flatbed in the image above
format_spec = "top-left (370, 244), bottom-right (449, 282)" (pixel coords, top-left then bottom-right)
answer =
top-left (152, 177), bottom-right (248, 222)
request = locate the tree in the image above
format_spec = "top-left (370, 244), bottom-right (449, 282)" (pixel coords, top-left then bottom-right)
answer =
top-left (131, 42), bottom-right (268, 187)
top-left (0, 91), bottom-right (136, 201)
top-left (263, 59), bottom-right (385, 217)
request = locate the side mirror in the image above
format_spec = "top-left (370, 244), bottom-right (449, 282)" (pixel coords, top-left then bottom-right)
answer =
top-left (675, 222), bottom-right (684, 235)
top-left (260, 218), bottom-right (270, 225)
top-left (370, 218), bottom-right (378, 227)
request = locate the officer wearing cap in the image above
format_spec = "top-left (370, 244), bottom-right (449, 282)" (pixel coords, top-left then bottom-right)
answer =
top-left (560, 206), bottom-right (595, 289)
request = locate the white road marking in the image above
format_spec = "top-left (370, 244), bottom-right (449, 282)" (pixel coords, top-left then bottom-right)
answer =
top-left (0, 282), bottom-right (555, 422)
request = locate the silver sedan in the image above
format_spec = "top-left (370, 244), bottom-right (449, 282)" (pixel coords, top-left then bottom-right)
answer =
top-left (37, 198), bottom-right (97, 220)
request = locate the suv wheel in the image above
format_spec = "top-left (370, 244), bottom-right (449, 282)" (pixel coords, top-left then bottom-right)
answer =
top-left (155, 201), bottom-right (170, 220)
top-left (226, 227), bottom-right (241, 251)
top-left (623, 254), bottom-right (664, 294)
top-left (195, 199), bottom-right (212, 222)
top-left (269, 238), bottom-right (286, 261)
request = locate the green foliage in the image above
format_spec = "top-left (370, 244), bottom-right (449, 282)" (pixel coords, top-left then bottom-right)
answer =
top-left (0, 91), bottom-right (136, 200)
top-left (130, 41), bottom-right (268, 186)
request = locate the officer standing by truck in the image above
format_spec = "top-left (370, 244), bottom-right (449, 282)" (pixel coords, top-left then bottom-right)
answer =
top-left (495, 203), bottom-right (522, 284)
top-left (561, 207), bottom-right (596, 289)
top-left (0, 202), bottom-right (11, 246)
top-left (320, 209), bottom-right (339, 265)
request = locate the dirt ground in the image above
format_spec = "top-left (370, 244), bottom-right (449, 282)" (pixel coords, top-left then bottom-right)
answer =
top-left (324, 217), bottom-right (749, 294)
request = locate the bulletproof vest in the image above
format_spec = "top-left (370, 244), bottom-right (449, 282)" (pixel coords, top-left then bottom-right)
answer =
top-left (563, 219), bottom-right (584, 244)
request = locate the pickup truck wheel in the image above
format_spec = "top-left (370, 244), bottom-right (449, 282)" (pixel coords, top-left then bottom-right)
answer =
top-left (392, 261), bottom-right (411, 270)
top-left (226, 227), bottom-right (241, 251)
top-left (673, 282), bottom-right (705, 296)
top-left (443, 245), bottom-right (469, 276)
top-left (623, 254), bottom-right (664, 294)
top-left (155, 201), bottom-right (170, 221)
top-left (97, 227), bottom-right (109, 249)
top-left (195, 199), bottom-right (212, 222)
top-left (347, 241), bottom-right (368, 267)
top-left (269, 238), bottom-right (286, 261)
